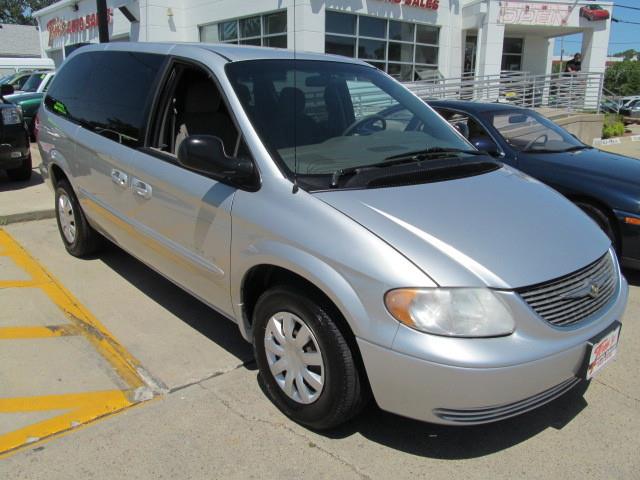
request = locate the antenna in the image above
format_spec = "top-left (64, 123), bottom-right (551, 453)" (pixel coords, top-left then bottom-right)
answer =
top-left (292, 1), bottom-right (299, 194)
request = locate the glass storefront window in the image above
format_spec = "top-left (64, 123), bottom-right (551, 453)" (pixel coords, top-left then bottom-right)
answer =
top-left (325, 12), bottom-right (439, 82)
top-left (199, 11), bottom-right (287, 49)
top-left (240, 16), bottom-right (261, 38)
top-left (359, 16), bottom-right (386, 38)
top-left (501, 38), bottom-right (524, 71)
top-left (264, 11), bottom-right (286, 35)
top-left (326, 11), bottom-right (356, 35)
top-left (358, 38), bottom-right (386, 61)
top-left (389, 21), bottom-right (414, 42)
top-left (388, 42), bottom-right (413, 63)
top-left (326, 35), bottom-right (356, 58)
top-left (416, 25), bottom-right (438, 45)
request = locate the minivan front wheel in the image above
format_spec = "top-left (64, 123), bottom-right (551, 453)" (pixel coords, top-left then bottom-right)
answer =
top-left (55, 180), bottom-right (103, 257)
top-left (253, 286), bottom-right (364, 429)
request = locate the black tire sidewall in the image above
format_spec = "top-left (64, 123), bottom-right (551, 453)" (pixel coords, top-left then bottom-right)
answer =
top-left (253, 287), bottom-right (357, 429)
top-left (577, 202), bottom-right (618, 249)
top-left (55, 180), bottom-right (88, 255)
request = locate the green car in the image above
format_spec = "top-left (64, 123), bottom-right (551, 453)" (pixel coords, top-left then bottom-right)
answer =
top-left (5, 91), bottom-right (43, 141)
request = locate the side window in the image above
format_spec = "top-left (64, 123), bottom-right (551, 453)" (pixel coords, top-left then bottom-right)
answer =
top-left (46, 51), bottom-right (165, 148)
top-left (152, 64), bottom-right (239, 158)
top-left (44, 54), bottom-right (92, 120)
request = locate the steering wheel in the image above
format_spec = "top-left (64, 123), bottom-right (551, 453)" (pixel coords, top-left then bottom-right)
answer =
top-left (523, 134), bottom-right (548, 151)
top-left (342, 115), bottom-right (387, 136)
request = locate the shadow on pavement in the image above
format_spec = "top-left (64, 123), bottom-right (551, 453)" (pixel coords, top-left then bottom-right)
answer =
top-left (0, 169), bottom-right (44, 191)
top-left (98, 242), bottom-right (255, 368)
top-left (93, 241), bottom-right (588, 459)
top-left (318, 377), bottom-right (589, 459)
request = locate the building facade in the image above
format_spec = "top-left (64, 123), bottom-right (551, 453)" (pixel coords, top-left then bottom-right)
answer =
top-left (34, 0), bottom-right (613, 80)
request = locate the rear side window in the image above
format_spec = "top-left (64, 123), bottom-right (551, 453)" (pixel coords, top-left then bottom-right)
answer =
top-left (45, 51), bottom-right (165, 148)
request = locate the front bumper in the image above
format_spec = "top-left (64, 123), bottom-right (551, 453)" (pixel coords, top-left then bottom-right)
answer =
top-left (358, 274), bottom-right (628, 425)
top-left (0, 123), bottom-right (29, 169)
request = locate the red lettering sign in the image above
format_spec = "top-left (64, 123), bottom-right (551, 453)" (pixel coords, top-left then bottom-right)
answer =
top-left (46, 8), bottom-right (113, 44)
top-left (379, 0), bottom-right (439, 10)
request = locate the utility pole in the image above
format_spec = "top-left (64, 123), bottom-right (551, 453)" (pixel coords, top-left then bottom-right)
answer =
top-left (96, 0), bottom-right (109, 43)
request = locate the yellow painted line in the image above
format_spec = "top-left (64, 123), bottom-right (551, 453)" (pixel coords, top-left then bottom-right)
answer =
top-left (0, 390), bottom-right (133, 457)
top-left (0, 325), bottom-right (81, 340)
top-left (0, 229), bottom-right (145, 390)
top-left (0, 229), bottom-right (153, 456)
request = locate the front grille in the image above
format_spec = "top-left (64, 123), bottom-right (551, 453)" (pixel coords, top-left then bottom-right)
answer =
top-left (518, 252), bottom-right (617, 327)
top-left (433, 377), bottom-right (581, 424)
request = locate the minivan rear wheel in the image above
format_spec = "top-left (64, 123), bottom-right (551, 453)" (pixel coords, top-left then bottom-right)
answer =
top-left (55, 180), bottom-right (103, 257)
top-left (253, 286), bottom-right (364, 429)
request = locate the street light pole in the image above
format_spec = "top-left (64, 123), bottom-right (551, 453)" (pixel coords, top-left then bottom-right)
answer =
top-left (96, 0), bottom-right (109, 43)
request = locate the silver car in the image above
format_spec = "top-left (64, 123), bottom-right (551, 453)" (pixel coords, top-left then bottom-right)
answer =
top-left (38, 43), bottom-right (627, 429)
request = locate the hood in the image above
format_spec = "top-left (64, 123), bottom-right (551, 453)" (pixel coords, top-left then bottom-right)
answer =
top-left (4, 92), bottom-right (43, 104)
top-left (315, 166), bottom-right (610, 289)
top-left (521, 147), bottom-right (640, 186)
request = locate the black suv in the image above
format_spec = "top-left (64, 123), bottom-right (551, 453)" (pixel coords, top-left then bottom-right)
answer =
top-left (0, 84), bottom-right (31, 181)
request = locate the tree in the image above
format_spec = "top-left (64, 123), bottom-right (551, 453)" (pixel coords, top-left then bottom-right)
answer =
top-left (0, 0), bottom-right (58, 26)
top-left (612, 49), bottom-right (639, 61)
top-left (605, 61), bottom-right (640, 96)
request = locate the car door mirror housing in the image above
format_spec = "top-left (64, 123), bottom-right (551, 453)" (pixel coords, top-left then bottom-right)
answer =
top-left (177, 135), bottom-right (257, 189)
top-left (471, 137), bottom-right (502, 157)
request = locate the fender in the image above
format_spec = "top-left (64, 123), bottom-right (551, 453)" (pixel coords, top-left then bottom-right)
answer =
top-left (231, 240), bottom-right (402, 348)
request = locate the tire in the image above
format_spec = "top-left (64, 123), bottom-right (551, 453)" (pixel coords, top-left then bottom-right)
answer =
top-left (253, 286), bottom-right (365, 430)
top-left (576, 201), bottom-right (619, 251)
top-left (55, 179), bottom-right (103, 257)
top-left (6, 152), bottom-right (32, 181)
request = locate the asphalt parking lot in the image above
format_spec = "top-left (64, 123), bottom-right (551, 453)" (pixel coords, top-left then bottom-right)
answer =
top-left (1, 147), bottom-right (639, 478)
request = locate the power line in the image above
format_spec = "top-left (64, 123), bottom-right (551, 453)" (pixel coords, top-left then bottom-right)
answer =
top-left (612, 18), bottom-right (640, 25)
top-left (614, 4), bottom-right (640, 11)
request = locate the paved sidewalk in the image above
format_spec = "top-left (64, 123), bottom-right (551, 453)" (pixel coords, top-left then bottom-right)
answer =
top-left (0, 145), bottom-right (54, 225)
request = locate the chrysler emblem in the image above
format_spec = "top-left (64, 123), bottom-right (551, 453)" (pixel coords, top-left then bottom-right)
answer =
top-left (560, 279), bottom-right (602, 300)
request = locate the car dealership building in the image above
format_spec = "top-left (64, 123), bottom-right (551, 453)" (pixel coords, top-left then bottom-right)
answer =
top-left (34, 0), bottom-right (613, 81)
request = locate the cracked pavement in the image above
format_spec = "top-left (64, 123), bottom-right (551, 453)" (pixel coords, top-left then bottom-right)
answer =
top-left (1, 218), bottom-right (639, 479)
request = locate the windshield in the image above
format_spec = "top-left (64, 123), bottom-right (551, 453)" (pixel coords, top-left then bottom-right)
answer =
top-left (226, 60), bottom-right (473, 185)
top-left (489, 110), bottom-right (584, 152)
top-left (21, 73), bottom-right (46, 92)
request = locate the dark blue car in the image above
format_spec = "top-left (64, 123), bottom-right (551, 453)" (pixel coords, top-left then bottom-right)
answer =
top-left (428, 100), bottom-right (640, 269)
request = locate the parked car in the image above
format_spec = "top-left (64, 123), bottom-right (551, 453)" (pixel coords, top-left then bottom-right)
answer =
top-left (0, 84), bottom-right (32, 180)
top-left (0, 71), bottom-right (35, 92)
top-left (39, 43), bottom-right (626, 429)
top-left (619, 98), bottom-right (640, 118)
top-left (580, 4), bottom-right (610, 21)
top-left (5, 92), bottom-right (44, 140)
top-left (15, 71), bottom-right (55, 94)
top-left (429, 100), bottom-right (640, 269)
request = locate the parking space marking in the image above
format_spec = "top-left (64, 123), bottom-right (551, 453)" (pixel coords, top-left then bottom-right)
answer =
top-left (0, 229), bottom-right (153, 457)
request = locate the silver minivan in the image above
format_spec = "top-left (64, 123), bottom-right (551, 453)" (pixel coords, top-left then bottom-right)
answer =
top-left (38, 43), bottom-right (627, 429)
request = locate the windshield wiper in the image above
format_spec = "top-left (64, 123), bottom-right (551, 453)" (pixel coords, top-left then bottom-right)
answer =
top-left (384, 147), bottom-right (484, 161)
top-left (329, 149), bottom-right (485, 188)
top-left (524, 145), bottom-right (591, 153)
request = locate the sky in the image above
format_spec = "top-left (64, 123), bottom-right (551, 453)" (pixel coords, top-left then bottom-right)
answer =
top-left (553, 3), bottom-right (640, 58)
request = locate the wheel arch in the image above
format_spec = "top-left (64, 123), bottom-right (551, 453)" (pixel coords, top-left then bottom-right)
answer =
top-left (567, 193), bottom-right (621, 251)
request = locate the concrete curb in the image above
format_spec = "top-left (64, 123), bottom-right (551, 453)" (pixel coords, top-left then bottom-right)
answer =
top-left (593, 135), bottom-right (640, 146)
top-left (0, 209), bottom-right (56, 226)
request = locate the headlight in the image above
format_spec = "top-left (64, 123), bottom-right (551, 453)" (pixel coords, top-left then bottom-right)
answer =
top-left (1, 106), bottom-right (22, 125)
top-left (385, 288), bottom-right (515, 337)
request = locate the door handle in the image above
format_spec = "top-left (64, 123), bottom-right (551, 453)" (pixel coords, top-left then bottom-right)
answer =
top-left (111, 169), bottom-right (128, 187)
top-left (132, 178), bottom-right (152, 200)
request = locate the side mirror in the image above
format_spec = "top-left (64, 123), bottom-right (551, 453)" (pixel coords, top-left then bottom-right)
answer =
top-left (471, 137), bottom-right (502, 157)
top-left (0, 84), bottom-right (14, 97)
top-left (453, 122), bottom-right (469, 138)
top-left (177, 135), bottom-right (256, 188)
